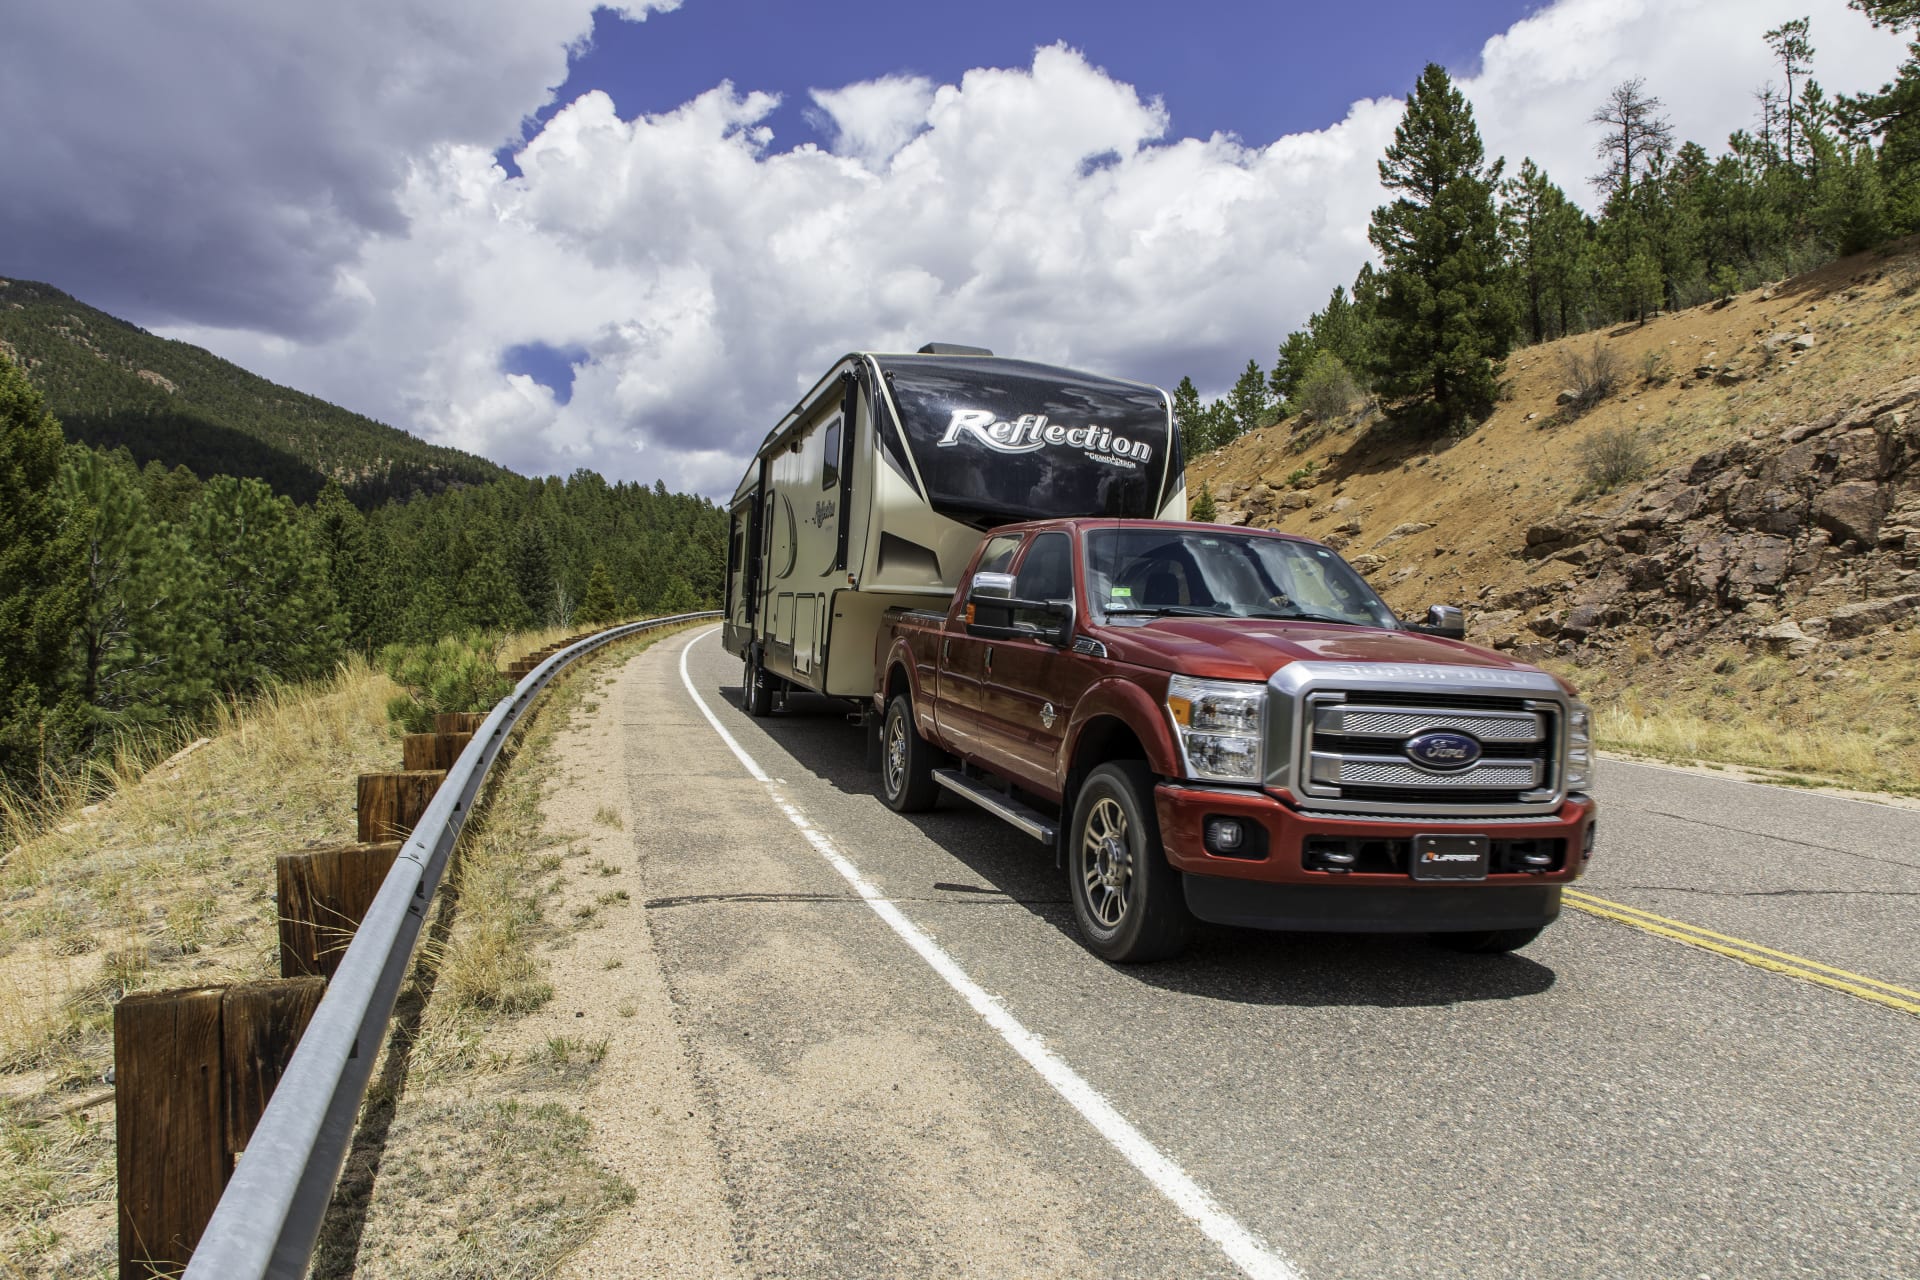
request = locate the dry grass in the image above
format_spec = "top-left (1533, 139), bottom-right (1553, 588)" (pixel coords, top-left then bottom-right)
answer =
top-left (1551, 632), bottom-right (1920, 795)
top-left (0, 657), bottom-right (404, 1275)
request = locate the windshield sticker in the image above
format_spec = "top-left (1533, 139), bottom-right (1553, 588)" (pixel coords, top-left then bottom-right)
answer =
top-left (1110, 587), bottom-right (1133, 597)
top-left (936, 409), bottom-right (1153, 467)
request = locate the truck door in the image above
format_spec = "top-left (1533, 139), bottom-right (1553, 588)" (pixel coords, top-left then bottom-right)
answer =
top-left (975, 531), bottom-right (1088, 801)
top-left (933, 532), bottom-right (1023, 761)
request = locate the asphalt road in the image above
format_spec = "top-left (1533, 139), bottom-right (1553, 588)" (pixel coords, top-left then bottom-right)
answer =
top-left (615, 625), bottom-right (1919, 1280)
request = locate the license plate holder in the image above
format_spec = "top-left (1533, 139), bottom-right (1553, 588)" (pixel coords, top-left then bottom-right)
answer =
top-left (1410, 834), bottom-right (1490, 881)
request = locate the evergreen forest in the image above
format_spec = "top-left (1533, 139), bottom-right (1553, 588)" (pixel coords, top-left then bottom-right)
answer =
top-left (1175, 2), bottom-right (1920, 451)
top-left (0, 348), bottom-right (724, 795)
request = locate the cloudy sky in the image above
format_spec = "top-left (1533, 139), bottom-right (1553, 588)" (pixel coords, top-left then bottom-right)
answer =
top-left (1, 0), bottom-right (1907, 498)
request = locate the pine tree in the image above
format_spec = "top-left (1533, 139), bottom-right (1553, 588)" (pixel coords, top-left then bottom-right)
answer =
top-left (577, 561), bottom-right (619, 628)
top-left (1226, 359), bottom-right (1272, 440)
top-left (1501, 159), bottom-right (1595, 342)
top-left (1171, 376), bottom-right (1213, 459)
top-left (1590, 78), bottom-right (1675, 200)
top-left (0, 361), bottom-right (84, 786)
top-left (1367, 63), bottom-right (1516, 432)
top-left (59, 450), bottom-right (213, 751)
top-left (458, 548), bottom-right (532, 632)
top-left (313, 479), bottom-right (378, 649)
top-left (186, 476), bottom-right (345, 693)
top-left (1188, 484), bottom-right (1218, 522)
top-left (1766, 18), bottom-right (1817, 171)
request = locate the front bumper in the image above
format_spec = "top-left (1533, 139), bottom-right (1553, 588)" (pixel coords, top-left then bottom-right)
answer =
top-left (1154, 782), bottom-right (1597, 934)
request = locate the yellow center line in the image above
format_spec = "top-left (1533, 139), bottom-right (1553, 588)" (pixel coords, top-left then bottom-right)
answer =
top-left (1562, 888), bottom-right (1920, 1019)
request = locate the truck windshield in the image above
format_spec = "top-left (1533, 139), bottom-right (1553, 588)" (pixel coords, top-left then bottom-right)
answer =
top-left (1084, 528), bottom-right (1399, 629)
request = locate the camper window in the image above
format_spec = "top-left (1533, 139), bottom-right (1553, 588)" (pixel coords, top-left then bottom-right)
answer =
top-left (821, 417), bottom-right (841, 491)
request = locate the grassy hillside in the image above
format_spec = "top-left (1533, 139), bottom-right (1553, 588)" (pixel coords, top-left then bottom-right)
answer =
top-left (1192, 237), bottom-right (1920, 792)
top-left (0, 277), bottom-right (511, 506)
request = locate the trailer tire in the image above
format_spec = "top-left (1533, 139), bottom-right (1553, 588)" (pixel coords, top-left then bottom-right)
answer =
top-left (742, 649), bottom-right (773, 718)
top-left (880, 694), bottom-right (941, 813)
top-left (1068, 762), bottom-right (1194, 963)
top-left (1429, 926), bottom-right (1545, 954)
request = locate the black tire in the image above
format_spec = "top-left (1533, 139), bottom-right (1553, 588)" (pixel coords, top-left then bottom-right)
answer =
top-left (1068, 761), bottom-right (1195, 963)
top-left (741, 649), bottom-right (772, 717)
top-left (880, 694), bottom-right (940, 813)
top-left (1429, 925), bottom-right (1546, 954)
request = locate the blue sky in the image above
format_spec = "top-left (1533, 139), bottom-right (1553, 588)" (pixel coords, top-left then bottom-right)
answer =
top-left (1, 0), bottom-right (1908, 495)
top-left (507, 1), bottom-right (1541, 170)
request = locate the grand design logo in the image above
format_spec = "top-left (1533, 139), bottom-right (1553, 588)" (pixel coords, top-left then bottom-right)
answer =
top-left (1404, 731), bottom-right (1483, 771)
top-left (936, 410), bottom-right (1154, 465)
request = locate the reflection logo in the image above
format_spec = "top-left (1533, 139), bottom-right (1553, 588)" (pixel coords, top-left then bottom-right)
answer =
top-left (936, 410), bottom-right (1154, 465)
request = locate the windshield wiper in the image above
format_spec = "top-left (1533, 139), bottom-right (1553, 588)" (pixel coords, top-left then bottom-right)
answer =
top-left (1233, 608), bottom-right (1365, 625)
top-left (1104, 605), bottom-right (1226, 618)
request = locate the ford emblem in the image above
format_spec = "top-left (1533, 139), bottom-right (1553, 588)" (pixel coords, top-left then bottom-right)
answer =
top-left (1405, 731), bottom-right (1483, 771)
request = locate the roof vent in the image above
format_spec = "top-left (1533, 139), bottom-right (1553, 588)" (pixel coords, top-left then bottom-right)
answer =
top-left (916, 342), bottom-right (994, 356)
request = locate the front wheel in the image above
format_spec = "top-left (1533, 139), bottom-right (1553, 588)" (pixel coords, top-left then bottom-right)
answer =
top-left (1068, 762), bottom-right (1194, 963)
top-left (1430, 926), bottom-right (1546, 954)
top-left (879, 694), bottom-right (940, 813)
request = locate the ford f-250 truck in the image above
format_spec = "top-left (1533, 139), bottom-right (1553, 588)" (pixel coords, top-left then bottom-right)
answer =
top-left (874, 518), bottom-right (1597, 962)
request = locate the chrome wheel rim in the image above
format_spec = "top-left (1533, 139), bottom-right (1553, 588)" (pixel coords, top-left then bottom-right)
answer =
top-left (1080, 796), bottom-right (1132, 929)
top-left (884, 711), bottom-right (908, 798)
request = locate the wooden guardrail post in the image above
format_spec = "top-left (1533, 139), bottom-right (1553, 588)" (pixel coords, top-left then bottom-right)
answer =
top-left (277, 841), bottom-right (403, 978)
top-left (116, 978), bottom-right (325, 1278)
top-left (434, 711), bottom-right (484, 735)
top-left (355, 770), bottom-right (444, 843)
top-left (402, 730), bottom-right (471, 772)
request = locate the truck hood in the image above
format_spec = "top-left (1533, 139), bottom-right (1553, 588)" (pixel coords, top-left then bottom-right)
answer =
top-left (1094, 618), bottom-right (1560, 686)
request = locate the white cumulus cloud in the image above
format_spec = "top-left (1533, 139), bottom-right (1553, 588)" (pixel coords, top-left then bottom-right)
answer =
top-left (10, 0), bottom-right (1905, 498)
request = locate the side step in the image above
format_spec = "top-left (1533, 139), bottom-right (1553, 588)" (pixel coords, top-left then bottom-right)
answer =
top-left (933, 769), bottom-right (1058, 844)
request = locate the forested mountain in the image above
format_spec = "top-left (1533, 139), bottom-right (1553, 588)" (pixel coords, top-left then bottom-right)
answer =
top-left (0, 349), bottom-right (725, 795)
top-left (0, 277), bottom-right (510, 505)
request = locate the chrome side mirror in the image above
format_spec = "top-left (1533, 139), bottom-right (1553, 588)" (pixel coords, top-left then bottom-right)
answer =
top-left (968, 571), bottom-right (1016, 601)
top-left (1418, 604), bottom-right (1466, 640)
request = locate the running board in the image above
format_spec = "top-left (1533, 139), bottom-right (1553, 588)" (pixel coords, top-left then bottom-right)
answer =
top-left (933, 769), bottom-right (1058, 844)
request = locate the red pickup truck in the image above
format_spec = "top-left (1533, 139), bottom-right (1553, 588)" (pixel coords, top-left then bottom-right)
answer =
top-left (873, 519), bottom-right (1597, 962)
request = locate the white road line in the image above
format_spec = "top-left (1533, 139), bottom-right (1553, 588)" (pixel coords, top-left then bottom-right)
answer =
top-left (678, 628), bottom-right (1302, 1280)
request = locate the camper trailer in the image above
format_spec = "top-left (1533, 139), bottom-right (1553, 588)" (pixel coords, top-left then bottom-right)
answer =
top-left (723, 345), bottom-right (1185, 714)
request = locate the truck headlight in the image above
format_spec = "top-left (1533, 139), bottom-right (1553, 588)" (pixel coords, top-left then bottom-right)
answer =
top-left (1166, 675), bottom-right (1265, 784)
top-left (1564, 702), bottom-right (1593, 791)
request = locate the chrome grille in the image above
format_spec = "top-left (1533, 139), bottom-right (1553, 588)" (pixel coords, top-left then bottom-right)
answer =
top-left (1300, 690), bottom-right (1560, 814)
top-left (1314, 705), bottom-right (1544, 742)
top-left (1309, 755), bottom-right (1542, 789)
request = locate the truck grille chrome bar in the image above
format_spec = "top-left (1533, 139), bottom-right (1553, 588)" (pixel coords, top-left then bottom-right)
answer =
top-left (1308, 753), bottom-right (1543, 790)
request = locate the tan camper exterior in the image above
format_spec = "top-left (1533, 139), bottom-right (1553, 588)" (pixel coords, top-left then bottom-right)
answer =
top-left (724, 348), bottom-right (1185, 702)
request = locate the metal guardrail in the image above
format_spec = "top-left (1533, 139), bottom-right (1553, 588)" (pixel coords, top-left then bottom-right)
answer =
top-left (185, 612), bottom-right (720, 1280)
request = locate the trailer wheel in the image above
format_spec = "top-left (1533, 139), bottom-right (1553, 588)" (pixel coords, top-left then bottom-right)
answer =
top-left (1429, 926), bottom-right (1545, 954)
top-left (1068, 762), bottom-right (1194, 963)
top-left (741, 649), bottom-right (772, 717)
top-left (880, 695), bottom-right (940, 813)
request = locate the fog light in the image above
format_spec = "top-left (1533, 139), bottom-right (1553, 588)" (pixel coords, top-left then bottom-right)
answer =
top-left (1205, 818), bottom-right (1243, 852)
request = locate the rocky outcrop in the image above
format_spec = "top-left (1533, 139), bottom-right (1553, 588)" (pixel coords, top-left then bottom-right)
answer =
top-left (1476, 375), bottom-right (1920, 662)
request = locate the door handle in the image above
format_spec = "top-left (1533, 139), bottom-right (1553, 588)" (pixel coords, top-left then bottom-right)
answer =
top-left (942, 639), bottom-right (950, 664)
top-left (985, 647), bottom-right (994, 675)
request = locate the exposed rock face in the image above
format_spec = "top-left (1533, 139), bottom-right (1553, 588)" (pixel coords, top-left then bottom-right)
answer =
top-left (1474, 375), bottom-right (1920, 660)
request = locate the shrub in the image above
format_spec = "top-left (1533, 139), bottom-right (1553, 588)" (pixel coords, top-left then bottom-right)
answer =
top-left (380, 635), bottom-right (514, 733)
top-left (1558, 342), bottom-right (1623, 415)
top-left (1577, 426), bottom-right (1653, 494)
top-left (1188, 486), bottom-right (1218, 522)
top-left (1296, 351), bottom-right (1361, 422)
top-left (1639, 349), bottom-right (1673, 385)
